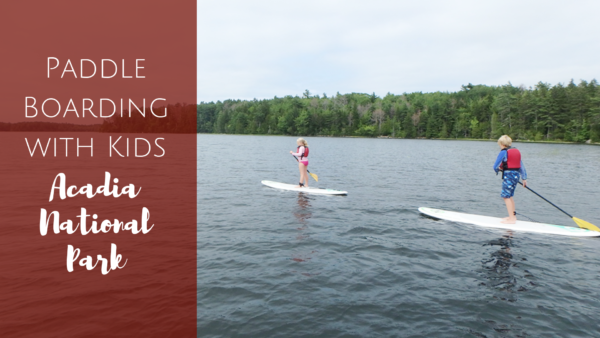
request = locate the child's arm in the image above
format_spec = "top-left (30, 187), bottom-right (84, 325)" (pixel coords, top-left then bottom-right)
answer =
top-left (493, 152), bottom-right (506, 173)
top-left (519, 161), bottom-right (527, 181)
top-left (290, 146), bottom-right (304, 157)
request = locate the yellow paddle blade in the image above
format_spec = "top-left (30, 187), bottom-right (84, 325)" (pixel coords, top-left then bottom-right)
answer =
top-left (573, 217), bottom-right (600, 232)
top-left (308, 172), bottom-right (318, 182)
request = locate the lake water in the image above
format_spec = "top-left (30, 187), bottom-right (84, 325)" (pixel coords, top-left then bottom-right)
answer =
top-left (197, 134), bottom-right (600, 337)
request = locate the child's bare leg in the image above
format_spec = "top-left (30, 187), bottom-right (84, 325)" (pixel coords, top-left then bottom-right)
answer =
top-left (500, 198), bottom-right (510, 221)
top-left (302, 166), bottom-right (309, 188)
top-left (297, 163), bottom-right (304, 187)
top-left (501, 206), bottom-right (512, 221)
top-left (501, 197), bottom-right (517, 224)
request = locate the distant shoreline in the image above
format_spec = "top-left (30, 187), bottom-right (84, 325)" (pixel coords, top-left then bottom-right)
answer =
top-left (197, 132), bottom-right (600, 146)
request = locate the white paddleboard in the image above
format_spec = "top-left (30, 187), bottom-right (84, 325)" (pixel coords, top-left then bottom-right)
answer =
top-left (419, 207), bottom-right (600, 237)
top-left (261, 180), bottom-right (347, 195)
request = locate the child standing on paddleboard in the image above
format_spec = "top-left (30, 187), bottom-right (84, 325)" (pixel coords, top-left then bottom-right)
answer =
top-left (493, 135), bottom-right (527, 224)
top-left (290, 138), bottom-right (309, 188)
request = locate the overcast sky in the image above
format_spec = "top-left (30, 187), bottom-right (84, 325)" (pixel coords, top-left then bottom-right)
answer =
top-left (197, 0), bottom-right (600, 102)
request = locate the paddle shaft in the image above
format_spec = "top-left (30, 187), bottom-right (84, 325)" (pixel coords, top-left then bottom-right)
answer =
top-left (518, 182), bottom-right (573, 218)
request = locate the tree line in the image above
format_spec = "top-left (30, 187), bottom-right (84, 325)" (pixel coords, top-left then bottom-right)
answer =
top-left (197, 80), bottom-right (600, 142)
top-left (1, 104), bottom-right (196, 133)
top-left (0, 122), bottom-right (100, 132)
top-left (98, 103), bottom-right (197, 133)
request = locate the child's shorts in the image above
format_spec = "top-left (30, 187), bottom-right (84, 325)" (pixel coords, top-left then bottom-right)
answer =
top-left (501, 171), bottom-right (520, 198)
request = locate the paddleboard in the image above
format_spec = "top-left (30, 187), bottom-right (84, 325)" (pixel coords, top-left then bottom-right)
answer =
top-left (261, 180), bottom-right (347, 195)
top-left (418, 207), bottom-right (600, 237)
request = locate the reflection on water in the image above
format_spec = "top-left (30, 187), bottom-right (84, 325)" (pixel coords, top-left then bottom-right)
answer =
top-left (473, 232), bottom-right (538, 337)
top-left (291, 193), bottom-right (316, 269)
top-left (293, 193), bottom-right (312, 227)
top-left (480, 232), bottom-right (537, 301)
top-left (482, 233), bottom-right (519, 301)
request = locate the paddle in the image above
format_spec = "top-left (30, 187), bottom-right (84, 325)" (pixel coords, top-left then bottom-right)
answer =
top-left (518, 181), bottom-right (600, 232)
top-left (292, 155), bottom-right (318, 182)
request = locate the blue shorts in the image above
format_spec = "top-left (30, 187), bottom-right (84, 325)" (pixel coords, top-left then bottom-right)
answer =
top-left (501, 171), bottom-right (520, 198)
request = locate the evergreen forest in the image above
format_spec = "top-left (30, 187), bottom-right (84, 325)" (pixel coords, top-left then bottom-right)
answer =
top-left (197, 80), bottom-right (600, 142)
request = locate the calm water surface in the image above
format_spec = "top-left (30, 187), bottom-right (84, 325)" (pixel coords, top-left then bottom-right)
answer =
top-left (197, 135), bottom-right (600, 337)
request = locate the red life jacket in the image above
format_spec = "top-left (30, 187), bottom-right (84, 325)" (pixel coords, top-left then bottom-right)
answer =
top-left (297, 146), bottom-right (309, 159)
top-left (502, 147), bottom-right (521, 170)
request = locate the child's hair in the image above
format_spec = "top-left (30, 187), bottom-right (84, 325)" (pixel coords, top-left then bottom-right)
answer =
top-left (297, 138), bottom-right (308, 147)
top-left (497, 135), bottom-right (512, 147)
